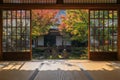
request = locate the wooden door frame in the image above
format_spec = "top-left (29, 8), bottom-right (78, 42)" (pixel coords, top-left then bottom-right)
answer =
top-left (0, 3), bottom-right (120, 60)
top-left (88, 9), bottom-right (119, 60)
top-left (0, 4), bottom-right (120, 9)
top-left (118, 9), bottom-right (120, 60)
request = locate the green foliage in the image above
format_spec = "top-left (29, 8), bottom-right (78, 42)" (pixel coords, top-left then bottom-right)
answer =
top-left (32, 10), bottom-right (59, 39)
top-left (59, 10), bottom-right (88, 42)
top-left (32, 13), bottom-right (50, 39)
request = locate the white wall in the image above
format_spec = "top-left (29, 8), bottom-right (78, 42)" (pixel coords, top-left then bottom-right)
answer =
top-left (38, 36), bottom-right (44, 46)
top-left (63, 40), bottom-right (71, 46)
top-left (56, 36), bottom-right (71, 46)
top-left (56, 36), bottom-right (62, 46)
top-left (37, 36), bottom-right (71, 46)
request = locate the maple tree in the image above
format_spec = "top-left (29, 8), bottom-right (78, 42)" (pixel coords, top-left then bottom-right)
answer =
top-left (32, 10), bottom-right (59, 38)
top-left (32, 9), bottom-right (88, 43)
top-left (58, 10), bottom-right (88, 42)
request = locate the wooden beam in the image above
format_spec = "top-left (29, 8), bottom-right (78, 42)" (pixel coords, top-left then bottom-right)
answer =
top-left (118, 9), bottom-right (120, 60)
top-left (0, 9), bottom-right (2, 60)
top-left (117, 0), bottom-right (120, 4)
top-left (56, 0), bottom-right (63, 4)
top-left (0, 4), bottom-right (120, 9)
top-left (88, 10), bottom-right (90, 60)
top-left (30, 10), bottom-right (32, 60)
top-left (0, 0), bottom-right (3, 4)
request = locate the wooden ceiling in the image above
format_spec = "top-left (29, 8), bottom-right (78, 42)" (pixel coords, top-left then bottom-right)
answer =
top-left (0, 0), bottom-right (120, 9)
top-left (1, 0), bottom-right (119, 4)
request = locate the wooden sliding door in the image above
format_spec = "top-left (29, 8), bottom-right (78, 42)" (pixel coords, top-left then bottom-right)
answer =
top-left (2, 10), bottom-right (31, 60)
top-left (89, 9), bottom-right (118, 60)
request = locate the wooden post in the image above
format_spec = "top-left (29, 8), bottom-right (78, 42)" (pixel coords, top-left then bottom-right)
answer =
top-left (118, 9), bottom-right (120, 60)
top-left (30, 9), bottom-right (32, 60)
top-left (0, 0), bottom-right (3, 4)
top-left (88, 9), bottom-right (90, 60)
top-left (56, 0), bottom-right (63, 4)
top-left (0, 9), bottom-right (2, 60)
top-left (117, 0), bottom-right (120, 4)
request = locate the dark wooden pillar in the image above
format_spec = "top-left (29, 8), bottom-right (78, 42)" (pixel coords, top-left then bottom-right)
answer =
top-left (0, 0), bottom-right (3, 4)
top-left (88, 9), bottom-right (90, 60)
top-left (56, 0), bottom-right (63, 4)
top-left (117, 0), bottom-right (120, 4)
top-left (118, 9), bottom-right (120, 60)
top-left (30, 10), bottom-right (32, 60)
top-left (0, 10), bottom-right (2, 60)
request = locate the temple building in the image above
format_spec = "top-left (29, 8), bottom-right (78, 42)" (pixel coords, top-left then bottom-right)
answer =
top-left (32, 10), bottom-right (71, 47)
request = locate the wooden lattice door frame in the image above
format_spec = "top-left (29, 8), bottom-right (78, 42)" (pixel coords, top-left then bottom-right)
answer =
top-left (88, 9), bottom-right (119, 60)
top-left (0, 2), bottom-right (120, 60)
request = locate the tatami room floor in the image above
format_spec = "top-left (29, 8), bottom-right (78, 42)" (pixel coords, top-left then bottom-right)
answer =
top-left (0, 60), bottom-right (120, 80)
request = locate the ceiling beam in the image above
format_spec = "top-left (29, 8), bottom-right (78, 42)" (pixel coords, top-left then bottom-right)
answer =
top-left (0, 0), bottom-right (3, 4)
top-left (56, 0), bottom-right (63, 4)
top-left (118, 0), bottom-right (120, 4)
top-left (0, 4), bottom-right (120, 9)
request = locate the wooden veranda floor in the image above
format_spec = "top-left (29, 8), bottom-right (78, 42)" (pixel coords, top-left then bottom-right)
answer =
top-left (0, 60), bottom-right (120, 80)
